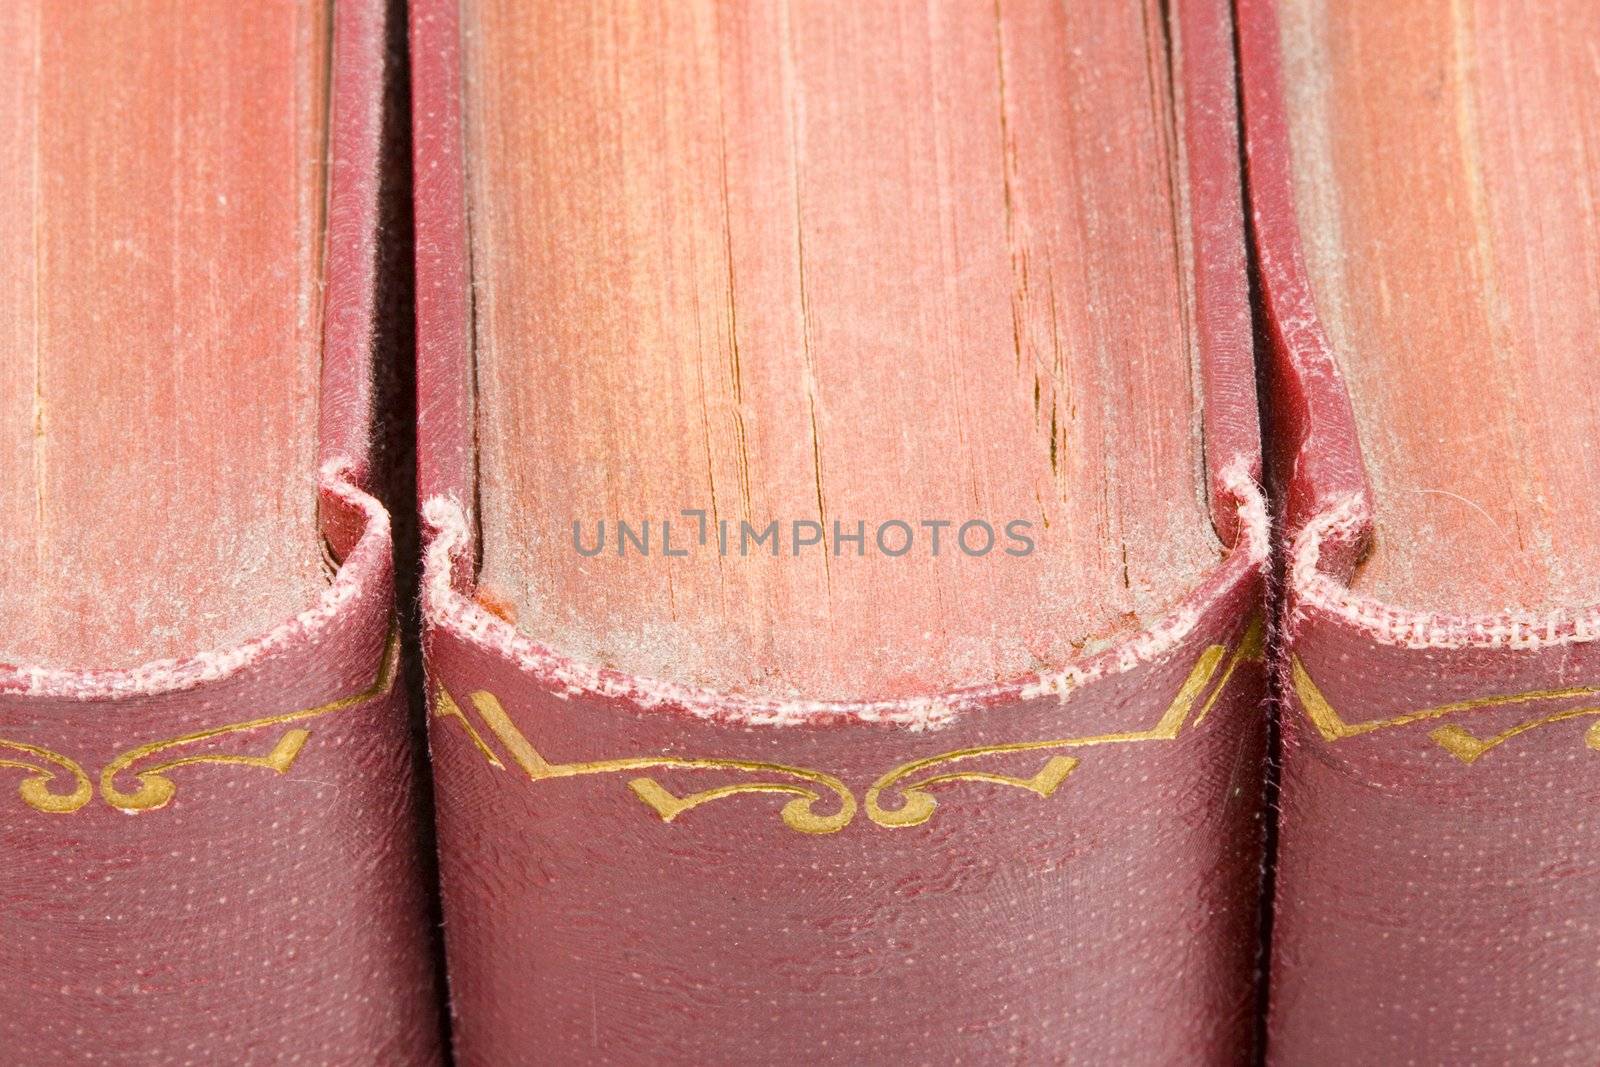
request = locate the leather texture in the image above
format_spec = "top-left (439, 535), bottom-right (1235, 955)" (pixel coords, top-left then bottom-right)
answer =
top-left (0, 2), bottom-right (443, 1062)
top-left (413, 0), bottom-right (1270, 1062)
top-left (1239, 0), bottom-right (1600, 1059)
top-left (423, 574), bottom-right (1267, 1065)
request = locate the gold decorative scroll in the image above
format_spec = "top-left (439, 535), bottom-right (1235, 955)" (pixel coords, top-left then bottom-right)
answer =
top-left (435, 688), bottom-right (856, 834)
top-left (0, 740), bottom-right (93, 814)
top-left (1291, 654), bottom-right (1600, 764)
top-left (434, 617), bottom-right (1264, 834)
top-left (0, 629), bottom-right (399, 815)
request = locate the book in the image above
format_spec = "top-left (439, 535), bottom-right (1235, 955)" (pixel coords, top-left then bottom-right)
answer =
top-left (414, 0), bottom-right (1270, 1060)
top-left (1239, 0), bottom-right (1600, 1059)
top-left (0, 1), bottom-right (442, 1060)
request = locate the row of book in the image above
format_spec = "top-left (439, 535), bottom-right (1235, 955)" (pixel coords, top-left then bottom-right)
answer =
top-left (3, 0), bottom-right (1595, 1062)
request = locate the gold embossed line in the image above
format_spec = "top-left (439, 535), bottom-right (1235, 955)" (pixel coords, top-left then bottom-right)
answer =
top-left (1, 628), bottom-right (399, 815)
top-left (433, 617), bottom-right (1263, 833)
top-left (435, 688), bottom-right (855, 834)
top-left (865, 617), bottom-right (1263, 827)
top-left (1292, 653), bottom-right (1600, 764)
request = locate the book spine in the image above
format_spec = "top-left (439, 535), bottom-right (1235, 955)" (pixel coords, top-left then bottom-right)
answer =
top-left (0, 469), bottom-right (441, 1063)
top-left (414, 0), bottom-right (1269, 1058)
top-left (0, 1), bottom-right (442, 1059)
top-left (1271, 561), bottom-right (1600, 1061)
top-left (420, 495), bottom-right (1269, 1064)
top-left (1237, 0), bottom-right (1600, 1056)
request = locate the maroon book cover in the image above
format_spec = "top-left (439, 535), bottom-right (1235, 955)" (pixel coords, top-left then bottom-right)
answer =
top-left (1240, 0), bottom-right (1600, 1059)
top-left (0, 1), bottom-right (442, 1061)
top-left (414, 0), bottom-right (1270, 1061)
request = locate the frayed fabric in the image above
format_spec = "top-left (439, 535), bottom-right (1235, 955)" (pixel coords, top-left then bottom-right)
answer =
top-left (1290, 492), bottom-right (1600, 650)
top-left (420, 456), bottom-right (1271, 730)
top-left (0, 459), bottom-right (390, 700)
